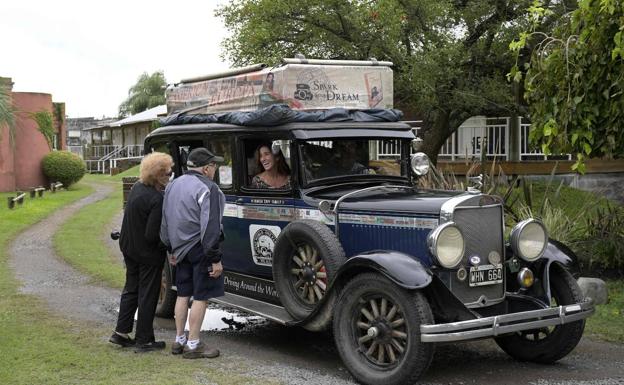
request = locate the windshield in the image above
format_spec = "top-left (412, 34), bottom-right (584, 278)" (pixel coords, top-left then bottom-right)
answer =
top-left (300, 138), bottom-right (407, 184)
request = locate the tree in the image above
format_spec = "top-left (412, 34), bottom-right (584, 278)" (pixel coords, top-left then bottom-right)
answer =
top-left (216, 0), bottom-right (575, 163)
top-left (510, 0), bottom-right (624, 173)
top-left (118, 71), bottom-right (166, 117)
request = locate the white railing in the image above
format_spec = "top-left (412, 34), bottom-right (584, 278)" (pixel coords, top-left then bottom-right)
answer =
top-left (375, 126), bottom-right (421, 159)
top-left (86, 145), bottom-right (121, 159)
top-left (519, 119), bottom-right (572, 160)
top-left (377, 139), bottom-right (402, 158)
top-left (85, 145), bottom-right (145, 174)
top-left (438, 117), bottom-right (509, 160)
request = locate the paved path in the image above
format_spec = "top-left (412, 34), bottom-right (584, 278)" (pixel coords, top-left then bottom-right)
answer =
top-left (8, 184), bottom-right (624, 385)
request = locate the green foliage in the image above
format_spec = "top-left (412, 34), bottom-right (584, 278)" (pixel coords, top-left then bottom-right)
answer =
top-left (216, 0), bottom-right (535, 162)
top-left (41, 151), bottom-right (86, 187)
top-left (577, 203), bottom-right (624, 271)
top-left (0, 81), bottom-right (16, 146)
top-left (511, 0), bottom-right (624, 172)
top-left (118, 71), bottom-right (166, 117)
top-left (30, 110), bottom-right (55, 149)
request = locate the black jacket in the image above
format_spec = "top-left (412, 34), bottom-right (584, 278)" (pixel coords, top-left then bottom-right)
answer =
top-left (119, 182), bottom-right (166, 266)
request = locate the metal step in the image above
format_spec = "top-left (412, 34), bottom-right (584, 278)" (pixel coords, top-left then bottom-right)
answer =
top-left (209, 292), bottom-right (295, 325)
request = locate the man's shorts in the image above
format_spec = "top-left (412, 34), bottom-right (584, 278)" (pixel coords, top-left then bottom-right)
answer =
top-left (175, 243), bottom-right (224, 301)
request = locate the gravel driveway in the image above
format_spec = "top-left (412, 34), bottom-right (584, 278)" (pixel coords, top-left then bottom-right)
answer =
top-left (8, 185), bottom-right (624, 385)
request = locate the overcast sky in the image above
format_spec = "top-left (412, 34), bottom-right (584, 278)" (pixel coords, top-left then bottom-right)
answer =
top-left (1, 0), bottom-right (231, 118)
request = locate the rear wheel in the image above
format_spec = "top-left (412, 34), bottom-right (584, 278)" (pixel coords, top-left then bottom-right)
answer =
top-left (333, 273), bottom-right (434, 385)
top-left (155, 260), bottom-right (176, 318)
top-left (495, 265), bottom-right (585, 363)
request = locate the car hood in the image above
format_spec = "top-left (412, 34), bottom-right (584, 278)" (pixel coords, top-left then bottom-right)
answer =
top-left (303, 186), bottom-right (466, 216)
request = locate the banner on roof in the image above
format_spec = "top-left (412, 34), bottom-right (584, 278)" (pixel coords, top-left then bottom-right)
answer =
top-left (165, 64), bottom-right (393, 114)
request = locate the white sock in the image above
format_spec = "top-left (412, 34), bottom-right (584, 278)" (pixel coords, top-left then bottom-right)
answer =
top-left (176, 334), bottom-right (187, 345)
top-left (115, 331), bottom-right (130, 338)
top-left (187, 339), bottom-right (199, 350)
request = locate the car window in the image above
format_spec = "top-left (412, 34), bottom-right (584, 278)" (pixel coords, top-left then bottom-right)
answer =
top-left (205, 137), bottom-right (233, 190)
top-left (243, 139), bottom-right (292, 191)
top-left (300, 138), bottom-right (405, 183)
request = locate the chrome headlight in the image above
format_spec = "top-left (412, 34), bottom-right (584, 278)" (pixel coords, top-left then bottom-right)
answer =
top-left (410, 152), bottom-right (430, 176)
top-left (510, 219), bottom-right (548, 262)
top-left (427, 222), bottom-right (465, 268)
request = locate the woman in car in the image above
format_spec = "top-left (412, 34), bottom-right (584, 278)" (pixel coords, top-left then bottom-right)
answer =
top-left (251, 143), bottom-right (291, 189)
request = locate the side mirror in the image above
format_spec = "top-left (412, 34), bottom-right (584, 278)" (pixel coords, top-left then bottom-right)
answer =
top-left (411, 137), bottom-right (424, 152)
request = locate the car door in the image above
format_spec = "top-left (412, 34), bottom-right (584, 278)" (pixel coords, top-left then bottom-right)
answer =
top-left (229, 135), bottom-right (296, 282)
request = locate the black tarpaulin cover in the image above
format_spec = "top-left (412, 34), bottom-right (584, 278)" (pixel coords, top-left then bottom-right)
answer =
top-left (159, 104), bottom-right (404, 127)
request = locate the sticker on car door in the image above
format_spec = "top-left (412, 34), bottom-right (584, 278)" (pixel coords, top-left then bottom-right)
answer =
top-left (249, 224), bottom-right (282, 266)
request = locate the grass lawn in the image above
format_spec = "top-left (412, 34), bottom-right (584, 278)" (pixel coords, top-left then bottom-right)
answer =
top-left (585, 280), bottom-right (624, 343)
top-left (53, 185), bottom-right (126, 289)
top-left (55, 168), bottom-right (141, 288)
top-left (0, 178), bottom-right (263, 385)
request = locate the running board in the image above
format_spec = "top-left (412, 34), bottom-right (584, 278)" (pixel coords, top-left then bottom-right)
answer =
top-left (209, 292), bottom-right (295, 325)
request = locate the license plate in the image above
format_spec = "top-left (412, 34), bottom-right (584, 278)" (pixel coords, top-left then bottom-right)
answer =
top-left (469, 264), bottom-right (503, 287)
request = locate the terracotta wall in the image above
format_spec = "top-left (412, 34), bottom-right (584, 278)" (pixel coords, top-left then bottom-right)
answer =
top-left (12, 92), bottom-right (54, 190)
top-left (0, 73), bottom-right (71, 192)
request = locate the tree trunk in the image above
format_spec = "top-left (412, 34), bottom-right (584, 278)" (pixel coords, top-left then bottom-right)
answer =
top-left (419, 111), bottom-right (451, 166)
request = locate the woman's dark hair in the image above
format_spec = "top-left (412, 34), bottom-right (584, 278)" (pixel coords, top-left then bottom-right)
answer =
top-left (255, 143), bottom-right (290, 176)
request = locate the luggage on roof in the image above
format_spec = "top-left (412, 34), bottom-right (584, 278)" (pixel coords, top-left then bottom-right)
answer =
top-left (165, 57), bottom-right (394, 115)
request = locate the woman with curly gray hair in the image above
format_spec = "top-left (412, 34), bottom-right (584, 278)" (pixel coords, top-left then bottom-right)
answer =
top-left (110, 152), bottom-right (174, 352)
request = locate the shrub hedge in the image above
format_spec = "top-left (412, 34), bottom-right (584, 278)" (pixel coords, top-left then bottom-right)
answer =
top-left (41, 151), bottom-right (86, 187)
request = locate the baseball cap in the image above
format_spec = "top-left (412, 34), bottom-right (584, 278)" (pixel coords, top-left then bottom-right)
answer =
top-left (186, 148), bottom-right (224, 167)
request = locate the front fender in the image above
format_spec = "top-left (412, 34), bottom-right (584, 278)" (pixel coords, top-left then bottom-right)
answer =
top-left (539, 239), bottom-right (581, 305)
top-left (507, 239), bottom-right (580, 306)
top-left (335, 250), bottom-right (433, 290)
top-left (542, 239), bottom-right (581, 278)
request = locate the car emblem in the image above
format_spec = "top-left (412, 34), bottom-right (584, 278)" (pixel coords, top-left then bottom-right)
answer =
top-left (488, 251), bottom-right (502, 265)
top-left (469, 255), bottom-right (481, 266)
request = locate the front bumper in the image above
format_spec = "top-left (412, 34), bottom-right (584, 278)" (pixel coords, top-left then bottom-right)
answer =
top-left (420, 300), bottom-right (594, 343)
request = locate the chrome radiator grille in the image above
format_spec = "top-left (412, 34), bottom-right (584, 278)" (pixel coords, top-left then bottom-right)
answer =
top-left (449, 205), bottom-right (505, 307)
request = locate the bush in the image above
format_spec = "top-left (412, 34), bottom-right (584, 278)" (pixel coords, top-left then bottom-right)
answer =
top-left (41, 151), bottom-right (86, 187)
top-left (576, 204), bottom-right (624, 273)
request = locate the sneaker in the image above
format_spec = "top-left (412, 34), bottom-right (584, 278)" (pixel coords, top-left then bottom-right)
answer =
top-left (182, 341), bottom-right (220, 359)
top-left (171, 341), bottom-right (185, 355)
top-left (134, 341), bottom-right (166, 353)
top-left (109, 332), bottom-right (135, 348)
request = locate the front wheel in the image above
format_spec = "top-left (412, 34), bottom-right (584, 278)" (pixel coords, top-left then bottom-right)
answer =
top-left (333, 273), bottom-right (434, 385)
top-left (495, 264), bottom-right (585, 363)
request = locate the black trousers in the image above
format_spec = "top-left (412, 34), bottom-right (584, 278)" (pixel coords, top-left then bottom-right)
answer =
top-left (115, 256), bottom-right (163, 345)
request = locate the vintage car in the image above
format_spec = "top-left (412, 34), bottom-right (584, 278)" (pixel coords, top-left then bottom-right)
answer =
top-left (141, 111), bottom-right (594, 385)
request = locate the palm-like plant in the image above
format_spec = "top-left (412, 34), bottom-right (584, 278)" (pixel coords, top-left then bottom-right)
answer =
top-left (118, 71), bottom-right (166, 118)
top-left (0, 82), bottom-right (16, 145)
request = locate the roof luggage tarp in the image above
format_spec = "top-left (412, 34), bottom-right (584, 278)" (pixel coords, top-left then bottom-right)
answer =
top-left (159, 104), bottom-right (404, 127)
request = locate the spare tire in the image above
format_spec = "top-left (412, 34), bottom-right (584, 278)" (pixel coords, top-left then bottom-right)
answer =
top-left (273, 219), bottom-right (346, 320)
top-left (155, 260), bottom-right (176, 319)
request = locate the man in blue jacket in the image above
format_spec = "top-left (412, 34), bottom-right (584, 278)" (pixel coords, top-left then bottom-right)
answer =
top-left (161, 147), bottom-right (225, 359)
